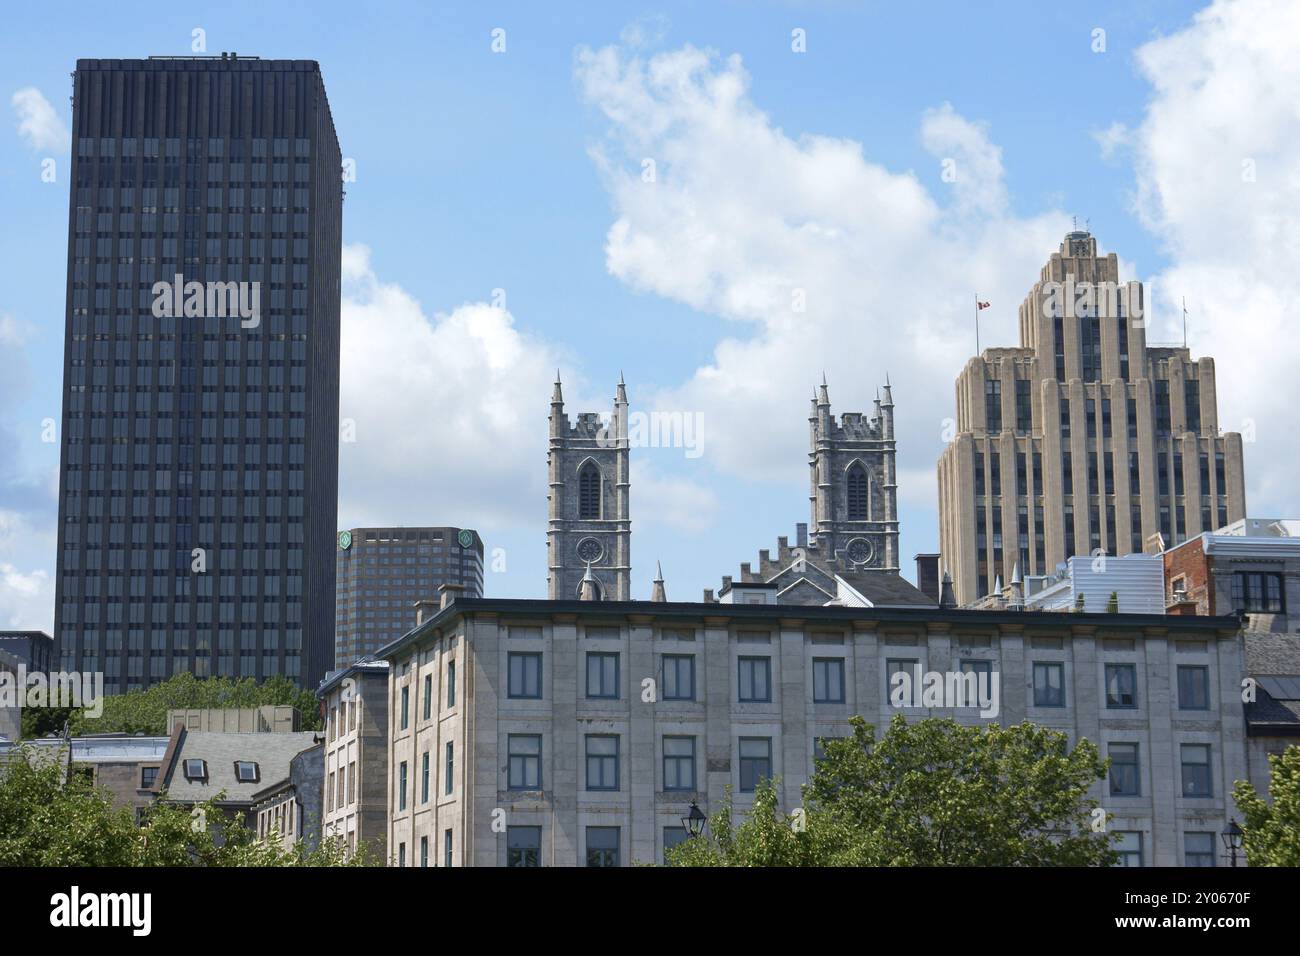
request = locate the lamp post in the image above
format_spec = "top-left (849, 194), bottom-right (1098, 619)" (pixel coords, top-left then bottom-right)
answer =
top-left (1221, 818), bottom-right (1244, 867)
top-left (682, 801), bottom-right (707, 839)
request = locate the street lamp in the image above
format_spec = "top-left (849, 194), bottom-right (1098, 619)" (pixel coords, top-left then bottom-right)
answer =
top-left (682, 801), bottom-right (707, 839)
top-left (1221, 819), bottom-right (1244, 867)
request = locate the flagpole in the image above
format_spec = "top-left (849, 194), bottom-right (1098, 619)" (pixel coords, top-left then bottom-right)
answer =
top-left (975, 294), bottom-right (980, 355)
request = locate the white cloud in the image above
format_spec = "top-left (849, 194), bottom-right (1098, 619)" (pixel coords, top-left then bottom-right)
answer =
top-left (1128, 0), bottom-right (1300, 513)
top-left (1092, 121), bottom-right (1128, 161)
top-left (574, 43), bottom-right (1069, 493)
top-left (0, 510), bottom-right (55, 632)
top-left (11, 87), bottom-right (69, 152)
top-left (630, 460), bottom-right (719, 536)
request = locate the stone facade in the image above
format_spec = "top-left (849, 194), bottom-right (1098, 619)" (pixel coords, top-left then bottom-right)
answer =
top-left (379, 597), bottom-right (1247, 867)
top-left (938, 231), bottom-right (1247, 606)
top-left (318, 659), bottom-right (390, 860)
top-left (547, 375), bottom-right (631, 601)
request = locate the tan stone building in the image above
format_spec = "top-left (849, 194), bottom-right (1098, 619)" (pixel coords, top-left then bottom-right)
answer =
top-left (938, 231), bottom-right (1247, 606)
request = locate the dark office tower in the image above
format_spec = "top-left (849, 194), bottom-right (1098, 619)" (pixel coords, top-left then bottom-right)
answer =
top-left (54, 56), bottom-right (343, 692)
top-left (333, 527), bottom-right (486, 668)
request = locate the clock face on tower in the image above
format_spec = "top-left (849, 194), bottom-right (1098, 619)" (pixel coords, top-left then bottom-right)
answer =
top-left (577, 537), bottom-right (604, 563)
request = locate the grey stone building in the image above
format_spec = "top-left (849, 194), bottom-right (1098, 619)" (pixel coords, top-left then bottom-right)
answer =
top-left (547, 375), bottom-right (630, 601)
top-left (317, 658), bottom-right (390, 860)
top-left (710, 380), bottom-right (931, 608)
top-left (335, 527), bottom-right (484, 668)
top-left (376, 596), bottom-right (1246, 867)
top-left (1162, 517), bottom-right (1300, 799)
top-left (53, 55), bottom-right (344, 692)
top-left (252, 740), bottom-right (324, 852)
top-left (0, 733), bottom-right (170, 821)
top-left (937, 230), bottom-right (1247, 606)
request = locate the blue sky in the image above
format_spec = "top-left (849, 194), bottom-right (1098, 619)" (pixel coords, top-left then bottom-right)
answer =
top-left (4, 0), bottom-right (1298, 628)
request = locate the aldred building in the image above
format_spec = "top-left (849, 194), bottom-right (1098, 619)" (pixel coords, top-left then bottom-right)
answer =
top-left (1163, 517), bottom-right (1300, 798)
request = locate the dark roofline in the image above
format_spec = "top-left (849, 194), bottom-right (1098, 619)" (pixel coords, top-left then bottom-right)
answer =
top-left (316, 658), bottom-right (390, 698)
top-left (718, 580), bottom-right (780, 594)
top-left (374, 597), bottom-right (1244, 663)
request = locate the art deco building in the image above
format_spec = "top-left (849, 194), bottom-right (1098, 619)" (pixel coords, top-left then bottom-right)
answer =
top-left (938, 231), bottom-right (1247, 605)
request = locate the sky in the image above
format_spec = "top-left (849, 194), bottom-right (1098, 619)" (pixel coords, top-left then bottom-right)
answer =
top-left (3, 0), bottom-right (1299, 632)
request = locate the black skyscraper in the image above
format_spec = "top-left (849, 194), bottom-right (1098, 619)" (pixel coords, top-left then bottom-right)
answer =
top-left (55, 56), bottom-right (342, 691)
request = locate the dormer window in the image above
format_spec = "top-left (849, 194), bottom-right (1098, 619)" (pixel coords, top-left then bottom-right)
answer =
top-left (234, 761), bottom-right (260, 783)
top-left (183, 759), bottom-right (208, 781)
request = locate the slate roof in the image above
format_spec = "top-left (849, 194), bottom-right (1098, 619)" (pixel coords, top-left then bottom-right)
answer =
top-left (836, 571), bottom-right (936, 607)
top-left (1245, 675), bottom-right (1300, 737)
top-left (161, 730), bottom-right (321, 807)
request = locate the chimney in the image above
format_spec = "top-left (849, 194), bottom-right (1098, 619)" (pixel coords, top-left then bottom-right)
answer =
top-left (702, 588), bottom-right (715, 603)
top-left (438, 583), bottom-right (465, 610)
top-left (913, 554), bottom-right (940, 603)
top-left (413, 598), bottom-right (438, 627)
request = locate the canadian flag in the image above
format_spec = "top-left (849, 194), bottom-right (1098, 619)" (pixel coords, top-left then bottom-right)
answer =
top-left (977, 300), bottom-right (990, 310)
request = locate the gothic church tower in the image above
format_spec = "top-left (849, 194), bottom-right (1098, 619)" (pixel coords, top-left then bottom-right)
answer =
top-left (547, 374), bottom-right (631, 600)
top-left (808, 376), bottom-right (900, 570)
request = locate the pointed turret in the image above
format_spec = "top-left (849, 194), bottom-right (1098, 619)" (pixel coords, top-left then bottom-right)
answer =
top-left (579, 561), bottom-right (600, 602)
top-left (650, 560), bottom-right (667, 602)
top-left (939, 571), bottom-right (957, 608)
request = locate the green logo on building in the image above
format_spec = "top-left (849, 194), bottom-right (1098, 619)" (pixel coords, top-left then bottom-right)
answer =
top-left (457, 529), bottom-right (474, 549)
top-left (338, 530), bottom-right (353, 551)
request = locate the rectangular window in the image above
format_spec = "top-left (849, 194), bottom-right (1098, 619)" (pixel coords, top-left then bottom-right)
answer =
top-left (1185, 831), bottom-right (1216, 868)
top-left (585, 735), bottom-right (620, 791)
top-left (959, 660), bottom-right (993, 706)
top-left (1015, 379), bottom-right (1031, 433)
top-left (586, 651), bottom-right (620, 699)
top-left (663, 735), bottom-right (696, 791)
top-left (1109, 743), bottom-right (1140, 797)
top-left (507, 826), bottom-right (541, 867)
top-left (1181, 744), bottom-right (1212, 797)
top-left (508, 734), bottom-right (542, 790)
top-left (812, 657), bottom-right (846, 703)
top-left (974, 451), bottom-right (985, 496)
top-left (398, 842), bottom-right (406, 868)
top-left (420, 835), bottom-right (428, 868)
top-left (1231, 572), bottom-right (1285, 613)
top-left (447, 660), bottom-right (456, 707)
top-left (662, 654), bottom-right (696, 700)
top-left (1104, 663), bottom-right (1137, 709)
top-left (739, 737), bottom-right (772, 792)
top-left (421, 751), bottom-right (430, 803)
top-left (140, 766), bottom-right (159, 789)
top-left (444, 742), bottom-right (454, 795)
top-left (738, 656), bottom-right (772, 702)
top-left (1032, 662), bottom-right (1065, 707)
top-left (1115, 831), bottom-right (1143, 867)
top-left (1177, 665), bottom-right (1210, 710)
top-left (400, 686), bottom-right (409, 731)
top-left (586, 826), bottom-right (620, 867)
top-left (398, 761), bottom-right (408, 811)
top-left (444, 829), bottom-right (453, 867)
top-left (423, 673), bottom-right (432, 720)
top-left (508, 652), bottom-right (542, 699)
top-left (985, 378), bottom-right (1002, 432)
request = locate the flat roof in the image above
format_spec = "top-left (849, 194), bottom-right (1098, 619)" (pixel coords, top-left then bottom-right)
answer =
top-left (374, 597), bottom-right (1244, 662)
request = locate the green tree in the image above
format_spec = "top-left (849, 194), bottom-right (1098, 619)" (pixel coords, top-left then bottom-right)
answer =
top-left (667, 715), bottom-right (1117, 867)
top-left (1232, 744), bottom-right (1300, 866)
top-left (67, 672), bottom-right (322, 737)
top-left (0, 745), bottom-right (367, 866)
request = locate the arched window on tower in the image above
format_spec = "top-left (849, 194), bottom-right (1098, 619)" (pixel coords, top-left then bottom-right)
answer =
top-left (847, 464), bottom-right (869, 521)
top-left (578, 462), bottom-right (602, 519)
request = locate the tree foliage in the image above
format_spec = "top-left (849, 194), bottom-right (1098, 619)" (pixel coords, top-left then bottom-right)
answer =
top-left (0, 745), bottom-right (367, 866)
top-left (45, 672), bottom-right (322, 738)
top-left (667, 715), bottom-right (1117, 867)
top-left (1232, 744), bottom-right (1300, 867)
